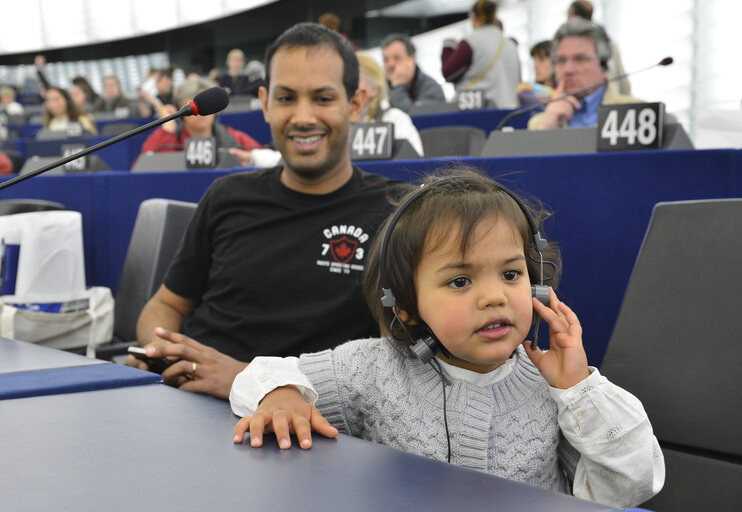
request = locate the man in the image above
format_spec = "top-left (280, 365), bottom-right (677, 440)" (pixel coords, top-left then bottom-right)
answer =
top-left (93, 75), bottom-right (133, 117)
top-left (137, 67), bottom-right (175, 117)
top-left (381, 33), bottom-right (445, 113)
top-left (567, 0), bottom-right (631, 96)
top-left (135, 77), bottom-right (262, 160)
top-left (528, 17), bottom-right (641, 130)
top-left (128, 23), bottom-right (405, 399)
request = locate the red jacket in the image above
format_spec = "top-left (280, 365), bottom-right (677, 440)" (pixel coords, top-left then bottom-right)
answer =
top-left (139, 123), bottom-right (261, 155)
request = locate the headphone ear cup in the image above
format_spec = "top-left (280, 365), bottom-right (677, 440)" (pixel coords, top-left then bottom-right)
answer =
top-left (410, 335), bottom-right (438, 364)
top-left (410, 325), bottom-right (452, 363)
top-left (531, 284), bottom-right (549, 306)
top-left (600, 57), bottom-right (609, 71)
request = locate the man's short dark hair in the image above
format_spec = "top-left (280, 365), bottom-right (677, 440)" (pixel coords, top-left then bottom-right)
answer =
top-left (380, 33), bottom-right (416, 57)
top-left (264, 22), bottom-right (358, 99)
top-left (530, 40), bottom-right (551, 59)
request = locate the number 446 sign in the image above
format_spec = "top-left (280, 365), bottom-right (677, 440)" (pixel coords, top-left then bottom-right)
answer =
top-left (597, 102), bottom-right (665, 152)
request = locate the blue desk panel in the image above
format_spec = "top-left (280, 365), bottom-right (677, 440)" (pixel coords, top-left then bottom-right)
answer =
top-left (0, 149), bottom-right (739, 366)
top-left (0, 362), bottom-right (162, 400)
top-left (0, 384), bottom-right (644, 511)
top-left (21, 132), bottom-right (152, 170)
top-left (411, 106), bottom-right (528, 132)
top-left (0, 337), bottom-right (103, 374)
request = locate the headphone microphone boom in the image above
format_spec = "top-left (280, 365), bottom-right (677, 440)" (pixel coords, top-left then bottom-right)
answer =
top-left (379, 177), bottom-right (551, 364)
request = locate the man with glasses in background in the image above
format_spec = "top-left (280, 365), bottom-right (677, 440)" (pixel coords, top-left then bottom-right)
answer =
top-left (528, 17), bottom-right (641, 130)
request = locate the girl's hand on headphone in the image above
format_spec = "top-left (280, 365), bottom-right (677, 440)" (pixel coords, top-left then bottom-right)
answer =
top-left (523, 287), bottom-right (590, 389)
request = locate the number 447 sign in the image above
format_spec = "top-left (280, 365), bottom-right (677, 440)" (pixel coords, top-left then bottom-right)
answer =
top-left (597, 102), bottom-right (665, 151)
top-left (349, 123), bottom-right (394, 161)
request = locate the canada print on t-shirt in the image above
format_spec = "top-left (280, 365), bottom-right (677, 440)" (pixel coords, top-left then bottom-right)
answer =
top-left (316, 223), bottom-right (370, 275)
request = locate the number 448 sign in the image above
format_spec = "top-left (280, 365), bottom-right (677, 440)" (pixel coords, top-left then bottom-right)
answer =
top-left (597, 102), bottom-right (665, 152)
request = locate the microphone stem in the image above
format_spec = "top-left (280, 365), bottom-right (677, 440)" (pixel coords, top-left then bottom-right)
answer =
top-left (495, 80), bottom-right (608, 131)
top-left (0, 107), bottom-right (191, 191)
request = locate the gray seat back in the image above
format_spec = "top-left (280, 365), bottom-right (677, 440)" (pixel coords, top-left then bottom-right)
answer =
top-left (601, 199), bottom-right (742, 511)
top-left (419, 126), bottom-right (486, 158)
top-left (113, 198), bottom-right (197, 342)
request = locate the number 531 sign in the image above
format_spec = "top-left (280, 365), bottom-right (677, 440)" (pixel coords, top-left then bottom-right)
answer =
top-left (597, 102), bottom-right (665, 151)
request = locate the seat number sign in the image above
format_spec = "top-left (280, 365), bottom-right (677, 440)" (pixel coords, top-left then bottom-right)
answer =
top-left (185, 137), bottom-right (217, 168)
top-left (62, 144), bottom-right (88, 172)
top-left (597, 102), bottom-right (664, 151)
top-left (457, 90), bottom-right (485, 111)
top-left (350, 123), bottom-right (393, 160)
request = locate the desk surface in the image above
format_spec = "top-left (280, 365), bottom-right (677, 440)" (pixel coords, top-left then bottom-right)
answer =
top-left (0, 383), bottom-right (630, 512)
top-left (0, 336), bottom-right (103, 374)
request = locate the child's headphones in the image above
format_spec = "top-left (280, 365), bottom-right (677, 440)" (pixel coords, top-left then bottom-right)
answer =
top-left (378, 176), bottom-right (550, 364)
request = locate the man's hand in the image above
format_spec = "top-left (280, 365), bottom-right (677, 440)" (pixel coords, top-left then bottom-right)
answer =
top-left (125, 333), bottom-right (172, 372)
top-left (228, 147), bottom-right (253, 166)
top-left (233, 386), bottom-right (338, 449)
top-left (388, 59), bottom-right (415, 89)
top-left (158, 104), bottom-right (179, 133)
top-left (145, 327), bottom-right (248, 400)
top-left (537, 82), bottom-right (580, 129)
top-left (523, 287), bottom-right (590, 389)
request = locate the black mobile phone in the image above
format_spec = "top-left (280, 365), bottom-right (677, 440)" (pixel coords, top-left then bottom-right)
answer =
top-left (127, 346), bottom-right (175, 374)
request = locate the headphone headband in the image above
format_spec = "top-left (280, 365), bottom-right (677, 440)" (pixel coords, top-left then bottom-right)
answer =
top-left (379, 176), bottom-right (546, 309)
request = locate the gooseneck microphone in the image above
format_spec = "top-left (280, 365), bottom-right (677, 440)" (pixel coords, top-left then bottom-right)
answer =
top-left (0, 86), bottom-right (230, 191)
top-left (494, 56), bottom-right (674, 131)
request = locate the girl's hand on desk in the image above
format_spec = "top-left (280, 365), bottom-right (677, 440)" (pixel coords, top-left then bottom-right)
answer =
top-left (233, 386), bottom-right (338, 450)
top-left (523, 287), bottom-right (590, 390)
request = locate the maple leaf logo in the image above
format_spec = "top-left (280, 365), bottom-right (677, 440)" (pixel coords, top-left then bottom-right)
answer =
top-left (335, 243), bottom-right (351, 258)
top-left (330, 236), bottom-right (358, 263)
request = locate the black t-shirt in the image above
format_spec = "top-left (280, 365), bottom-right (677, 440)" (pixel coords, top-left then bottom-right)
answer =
top-left (164, 166), bottom-right (407, 361)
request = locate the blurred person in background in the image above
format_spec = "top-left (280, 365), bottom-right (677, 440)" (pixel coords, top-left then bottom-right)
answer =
top-left (93, 75), bottom-right (133, 117)
top-left (0, 86), bottom-right (24, 116)
top-left (69, 83), bottom-right (95, 120)
top-left (42, 86), bottom-right (97, 135)
top-left (442, 0), bottom-right (520, 109)
top-left (528, 17), bottom-right (641, 130)
top-left (137, 67), bottom-right (175, 117)
top-left (135, 78), bottom-right (264, 163)
top-left (381, 33), bottom-right (445, 113)
top-left (356, 54), bottom-right (423, 156)
top-left (71, 76), bottom-right (100, 109)
top-left (517, 40), bottom-right (556, 106)
top-left (219, 49), bottom-right (254, 96)
top-left (567, 0), bottom-right (630, 96)
top-left (318, 12), bottom-right (358, 51)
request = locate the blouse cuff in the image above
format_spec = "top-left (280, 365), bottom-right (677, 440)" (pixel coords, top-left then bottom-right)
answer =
top-left (229, 356), bottom-right (318, 418)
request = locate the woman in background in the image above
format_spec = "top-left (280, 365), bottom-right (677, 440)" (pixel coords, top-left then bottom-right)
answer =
top-left (42, 86), bottom-right (97, 136)
top-left (357, 54), bottom-right (423, 157)
top-left (442, 0), bottom-right (520, 109)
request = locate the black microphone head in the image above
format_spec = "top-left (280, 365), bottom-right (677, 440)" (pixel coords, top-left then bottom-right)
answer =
top-left (659, 57), bottom-right (674, 66)
top-left (188, 87), bottom-right (230, 116)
